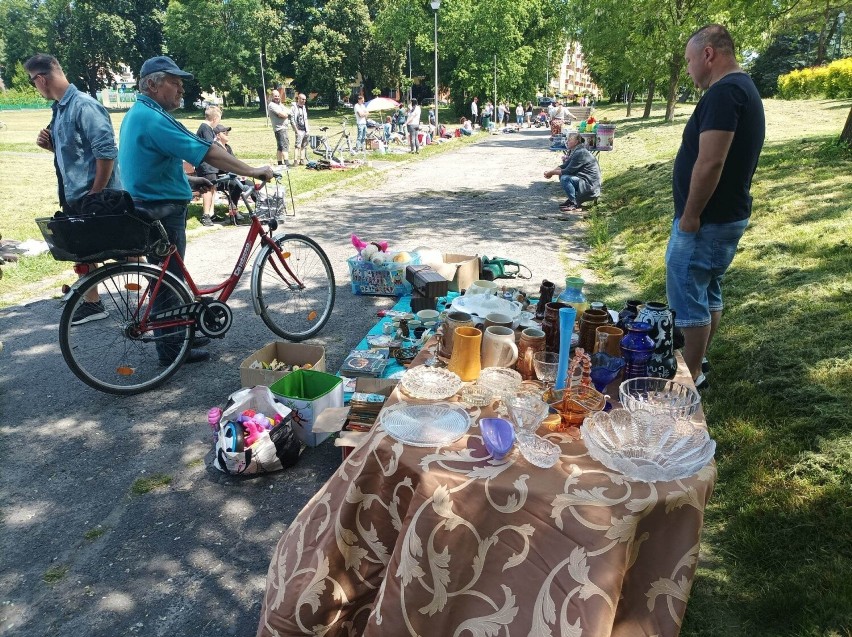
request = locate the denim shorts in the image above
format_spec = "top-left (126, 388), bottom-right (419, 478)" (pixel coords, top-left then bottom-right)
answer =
top-left (665, 217), bottom-right (748, 328)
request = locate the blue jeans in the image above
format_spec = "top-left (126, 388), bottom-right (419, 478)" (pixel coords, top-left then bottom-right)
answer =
top-left (136, 202), bottom-right (189, 360)
top-left (560, 174), bottom-right (580, 205)
top-left (407, 124), bottom-right (419, 152)
top-left (665, 217), bottom-right (749, 328)
top-left (356, 124), bottom-right (367, 151)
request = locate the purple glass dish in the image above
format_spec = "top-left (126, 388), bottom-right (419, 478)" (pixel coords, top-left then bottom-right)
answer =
top-left (479, 418), bottom-right (516, 460)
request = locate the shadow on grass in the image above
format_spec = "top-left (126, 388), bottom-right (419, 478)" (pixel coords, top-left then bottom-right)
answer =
top-left (584, 127), bottom-right (852, 636)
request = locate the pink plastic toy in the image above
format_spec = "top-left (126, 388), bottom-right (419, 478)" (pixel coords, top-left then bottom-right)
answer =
top-left (208, 407), bottom-right (222, 440)
top-left (242, 419), bottom-right (267, 448)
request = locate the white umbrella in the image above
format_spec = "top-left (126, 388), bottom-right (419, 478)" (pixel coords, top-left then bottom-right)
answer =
top-left (365, 97), bottom-right (400, 112)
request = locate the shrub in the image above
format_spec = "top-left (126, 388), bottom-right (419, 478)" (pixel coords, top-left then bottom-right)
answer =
top-left (777, 57), bottom-right (852, 99)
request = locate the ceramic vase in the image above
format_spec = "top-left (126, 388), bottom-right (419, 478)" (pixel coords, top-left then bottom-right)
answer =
top-left (554, 306), bottom-right (578, 390)
top-left (619, 321), bottom-right (655, 380)
top-left (542, 302), bottom-right (571, 353)
top-left (439, 311), bottom-right (474, 359)
top-left (448, 326), bottom-right (482, 382)
top-left (556, 277), bottom-right (588, 315)
top-left (616, 299), bottom-right (643, 332)
top-left (481, 326), bottom-right (519, 368)
top-left (636, 302), bottom-right (678, 379)
top-left (534, 280), bottom-right (556, 320)
top-left (517, 328), bottom-right (546, 380)
top-left (578, 308), bottom-right (610, 354)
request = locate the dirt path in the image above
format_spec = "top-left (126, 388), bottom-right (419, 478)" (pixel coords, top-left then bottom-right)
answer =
top-left (0, 129), bottom-right (590, 637)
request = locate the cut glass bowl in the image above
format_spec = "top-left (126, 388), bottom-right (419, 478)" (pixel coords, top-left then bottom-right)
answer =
top-left (619, 377), bottom-right (701, 420)
top-left (477, 367), bottom-right (523, 399)
top-left (379, 402), bottom-right (471, 447)
top-left (516, 431), bottom-right (562, 468)
top-left (460, 384), bottom-right (495, 407)
top-left (399, 366), bottom-right (463, 401)
top-left (508, 394), bottom-right (550, 421)
top-left (582, 408), bottom-right (716, 482)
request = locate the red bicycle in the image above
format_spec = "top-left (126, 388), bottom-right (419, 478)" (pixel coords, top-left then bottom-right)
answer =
top-left (57, 176), bottom-right (335, 395)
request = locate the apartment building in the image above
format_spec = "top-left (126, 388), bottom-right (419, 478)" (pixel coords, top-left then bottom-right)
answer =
top-left (552, 42), bottom-right (600, 99)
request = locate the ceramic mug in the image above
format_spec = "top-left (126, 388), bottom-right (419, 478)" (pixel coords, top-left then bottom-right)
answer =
top-left (481, 326), bottom-right (519, 368)
top-left (594, 325), bottom-right (623, 357)
top-left (440, 311), bottom-right (474, 358)
top-left (448, 326), bottom-right (483, 381)
top-left (466, 280), bottom-right (499, 296)
top-left (484, 312), bottom-right (513, 329)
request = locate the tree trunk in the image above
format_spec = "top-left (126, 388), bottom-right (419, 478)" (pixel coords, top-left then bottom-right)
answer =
top-left (816, 0), bottom-right (831, 65)
top-left (626, 91), bottom-right (632, 117)
top-left (87, 66), bottom-right (98, 99)
top-left (257, 86), bottom-right (267, 113)
top-left (665, 48), bottom-right (682, 122)
top-left (841, 105), bottom-right (852, 144)
top-left (643, 79), bottom-right (656, 118)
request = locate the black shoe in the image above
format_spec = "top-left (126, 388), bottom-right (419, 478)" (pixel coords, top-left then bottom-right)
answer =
top-left (694, 373), bottom-right (709, 391)
top-left (701, 357), bottom-right (710, 373)
top-left (193, 335), bottom-right (211, 347)
top-left (71, 301), bottom-right (109, 325)
top-left (200, 216), bottom-right (214, 227)
top-left (159, 348), bottom-right (210, 366)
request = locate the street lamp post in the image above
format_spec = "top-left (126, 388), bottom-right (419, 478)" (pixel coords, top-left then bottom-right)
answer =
top-left (431, 0), bottom-right (440, 137)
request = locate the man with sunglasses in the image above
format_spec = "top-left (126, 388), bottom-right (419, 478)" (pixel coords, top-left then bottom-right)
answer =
top-left (119, 56), bottom-right (274, 365)
top-left (25, 53), bottom-right (120, 325)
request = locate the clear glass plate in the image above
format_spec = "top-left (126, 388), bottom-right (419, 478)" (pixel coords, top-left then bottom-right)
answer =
top-left (379, 402), bottom-right (471, 447)
top-left (582, 409), bottom-right (716, 482)
top-left (477, 367), bottom-right (523, 399)
top-left (399, 366), bottom-right (463, 400)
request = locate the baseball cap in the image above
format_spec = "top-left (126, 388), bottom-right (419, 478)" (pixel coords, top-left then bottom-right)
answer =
top-left (140, 56), bottom-right (194, 79)
top-left (213, 124), bottom-right (231, 133)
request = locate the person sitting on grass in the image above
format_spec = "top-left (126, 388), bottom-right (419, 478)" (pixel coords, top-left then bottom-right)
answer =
top-left (458, 117), bottom-right (473, 136)
top-left (543, 132), bottom-right (601, 212)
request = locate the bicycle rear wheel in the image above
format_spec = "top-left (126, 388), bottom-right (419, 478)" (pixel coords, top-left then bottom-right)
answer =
top-left (59, 263), bottom-right (194, 395)
top-left (251, 233), bottom-right (335, 341)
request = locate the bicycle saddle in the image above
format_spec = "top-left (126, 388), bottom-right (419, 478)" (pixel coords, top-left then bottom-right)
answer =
top-left (319, 126), bottom-right (329, 132)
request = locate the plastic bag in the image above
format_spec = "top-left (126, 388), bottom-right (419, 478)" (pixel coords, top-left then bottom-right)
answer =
top-left (213, 386), bottom-right (302, 475)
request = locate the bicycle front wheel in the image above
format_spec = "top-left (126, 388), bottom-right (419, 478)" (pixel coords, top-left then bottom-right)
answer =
top-left (251, 234), bottom-right (335, 341)
top-left (59, 263), bottom-right (194, 395)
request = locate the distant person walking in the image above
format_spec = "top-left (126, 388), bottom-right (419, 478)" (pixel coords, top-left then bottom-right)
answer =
top-left (26, 53), bottom-right (120, 325)
top-left (290, 93), bottom-right (310, 165)
top-left (470, 96), bottom-right (479, 125)
top-left (405, 98), bottom-right (421, 154)
top-left (666, 24), bottom-right (765, 388)
top-left (267, 89), bottom-right (290, 167)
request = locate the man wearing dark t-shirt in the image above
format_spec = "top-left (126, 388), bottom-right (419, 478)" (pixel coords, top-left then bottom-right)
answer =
top-left (666, 24), bottom-right (765, 387)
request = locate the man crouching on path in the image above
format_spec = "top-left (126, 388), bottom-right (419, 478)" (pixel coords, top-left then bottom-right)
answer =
top-left (666, 24), bottom-right (765, 388)
top-left (118, 56), bottom-right (274, 365)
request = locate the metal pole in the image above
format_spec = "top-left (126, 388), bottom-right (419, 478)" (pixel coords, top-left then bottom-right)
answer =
top-left (408, 40), bottom-right (412, 102)
top-left (493, 54), bottom-right (497, 112)
top-left (259, 50), bottom-right (269, 127)
top-left (546, 48), bottom-right (550, 97)
top-left (434, 10), bottom-right (439, 137)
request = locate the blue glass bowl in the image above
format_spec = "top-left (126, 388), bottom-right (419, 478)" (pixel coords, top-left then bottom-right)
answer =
top-left (480, 418), bottom-right (516, 460)
top-left (590, 352), bottom-right (626, 393)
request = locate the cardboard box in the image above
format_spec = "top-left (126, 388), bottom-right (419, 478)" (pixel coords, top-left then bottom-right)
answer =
top-left (419, 253), bottom-right (480, 293)
top-left (270, 369), bottom-right (344, 447)
top-left (239, 342), bottom-right (326, 388)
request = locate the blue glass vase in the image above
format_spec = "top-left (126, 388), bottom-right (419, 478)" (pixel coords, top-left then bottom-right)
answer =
top-left (619, 321), bottom-right (655, 380)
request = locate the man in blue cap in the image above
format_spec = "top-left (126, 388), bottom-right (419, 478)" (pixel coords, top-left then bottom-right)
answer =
top-left (119, 56), bottom-right (274, 365)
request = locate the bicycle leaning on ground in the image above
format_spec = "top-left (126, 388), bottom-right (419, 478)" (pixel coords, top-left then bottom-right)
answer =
top-left (46, 173), bottom-right (335, 395)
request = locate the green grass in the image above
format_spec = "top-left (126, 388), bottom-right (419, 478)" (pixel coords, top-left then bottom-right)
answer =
top-left (42, 564), bottom-right (68, 584)
top-left (129, 473), bottom-right (172, 495)
top-left (583, 99), bottom-right (852, 636)
top-left (0, 105), bottom-right (483, 305)
top-left (83, 526), bottom-right (106, 541)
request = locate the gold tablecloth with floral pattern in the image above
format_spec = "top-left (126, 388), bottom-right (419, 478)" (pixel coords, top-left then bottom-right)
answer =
top-left (257, 365), bottom-right (714, 637)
